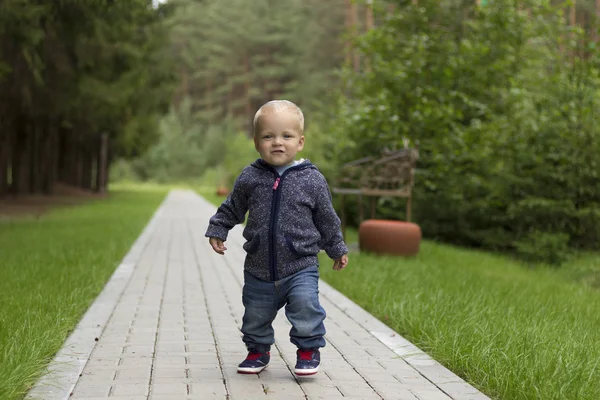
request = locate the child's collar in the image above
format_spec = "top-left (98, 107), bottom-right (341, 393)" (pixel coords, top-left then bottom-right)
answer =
top-left (252, 158), bottom-right (313, 171)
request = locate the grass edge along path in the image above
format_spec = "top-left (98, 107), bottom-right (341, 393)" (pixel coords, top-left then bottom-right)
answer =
top-left (0, 185), bottom-right (167, 400)
top-left (197, 187), bottom-right (600, 400)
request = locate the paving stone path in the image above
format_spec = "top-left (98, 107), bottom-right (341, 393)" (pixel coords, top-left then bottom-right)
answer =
top-left (26, 190), bottom-right (489, 400)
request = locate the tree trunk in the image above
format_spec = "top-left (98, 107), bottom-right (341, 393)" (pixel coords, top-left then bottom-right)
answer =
top-left (70, 138), bottom-right (81, 187)
top-left (74, 142), bottom-right (83, 188)
top-left (345, 0), bottom-right (352, 67)
top-left (105, 149), bottom-right (113, 190)
top-left (31, 118), bottom-right (45, 194)
top-left (58, 132), bottom-right (69, 185)
top-left (0, 125), bottom-right (10, 197)
top-left (350, 0), bottom-right (359, 72)
top-left (96, 133), bottom-right (108, 193)
top-left (365, 1), bottom-right (374, 72)
top-left (60, 129), bottom-right (75, 187)
top-left (81, 146), bottom-right (93, 190)
top-left (366, 0), bottom-right (374, 31)
top-left (43, 123), bottom-right (58, 194)
top-left (59, 132), bottom-right (79, 187)
top-left (12, 116), bottom-right (32, 195)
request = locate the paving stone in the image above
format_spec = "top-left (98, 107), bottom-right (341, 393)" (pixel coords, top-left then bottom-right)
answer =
top-left (259, 381), bottom-right (306, 397)
top-left (223, 379), bottom-right (266, 398)
top-left (323, 368), bottom-right (365, 382)
top-left (152, 367), bottom-right (187, 379)
top-left (156, 343), bottom-right (186, 353)
top-left (84, 358), bottom-right (120, 369)
top-left (150, 382), bottom-right (188, 395)
top-left (73, 375), bottom-right (113, 388)
top-left (71, 384), bottom-right (111, 397)
top-left (306, 395), bottom-right (344, 400)
top-left (71, 397), bottom-right (146, 400)
top-left (111, 383), bottom-right (149, 396)
top-left (117, 356), bottom-right (153, 367)
top-left (80, 369), bottom-right (116, 380)
top-left (187, 366), bottom-right (224, 380)
top-left (374, 384), bottom-right (420, 399)
top-left (300, 382), bottom-right (342, 398)
top-left (149, 397), bottom-right (217, 400)
top-left (410, 389), bottom-right (453, 400)
top-left (114, 367), bottom-right (151, 381)
top-left (335, 382), bottom-right (379, 398)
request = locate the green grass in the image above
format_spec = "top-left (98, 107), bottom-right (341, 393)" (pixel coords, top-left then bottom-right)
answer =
top-left (319, 238), bottom-right (600, 400)
top-left (198, 189), bottom-right (600, 399)
top-left (0, 185), bottom-right (166, 400)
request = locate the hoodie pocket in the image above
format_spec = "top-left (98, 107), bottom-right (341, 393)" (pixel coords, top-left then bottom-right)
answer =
top-left (243, 233), bottom-right (261, 254)
top-left (284, 233), bottom-right (319, 257)
top-left (284, 233), bottom-right (299, 256)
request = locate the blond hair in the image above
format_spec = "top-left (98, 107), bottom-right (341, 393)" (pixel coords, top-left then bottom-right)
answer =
top-left (253, 100), bottom-right (304, 136)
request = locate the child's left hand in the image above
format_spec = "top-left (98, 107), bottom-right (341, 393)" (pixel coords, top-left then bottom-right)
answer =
top-left (333, 254), bottom-right (348, 271)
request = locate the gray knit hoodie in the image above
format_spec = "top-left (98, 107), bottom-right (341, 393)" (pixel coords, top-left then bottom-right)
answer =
top-left (205, 158), bottom-right (348, 282)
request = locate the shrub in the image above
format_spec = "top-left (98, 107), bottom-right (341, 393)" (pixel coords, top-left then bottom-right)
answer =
top-left (329, 0), bottom-right (600, 264)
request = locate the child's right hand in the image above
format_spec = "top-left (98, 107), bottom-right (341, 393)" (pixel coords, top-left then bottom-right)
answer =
top-left (209, 237), bottom-right (227, 255)
top-left (333, 254), bottom-right (348, 271)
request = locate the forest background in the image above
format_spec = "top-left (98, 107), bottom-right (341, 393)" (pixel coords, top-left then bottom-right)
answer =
top-left (2, 0), bottom-right (600, 264)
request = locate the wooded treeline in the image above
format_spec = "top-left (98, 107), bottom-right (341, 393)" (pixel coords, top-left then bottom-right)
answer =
top-left (3, 0), bottom-right (600, 198)
top-left (0, 1), bottom-right (174, 196)
top-left (114, 0), bottom-right (360, 183)
top-left (168, 0), bottom-right (350, 131)
top-left (4, 0), bottom-right (600, 263)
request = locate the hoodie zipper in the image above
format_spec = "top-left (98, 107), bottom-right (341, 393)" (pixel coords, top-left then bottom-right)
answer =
top-left (267, 164), bottom-right (303, 281)
top-left (269, 175), bottom-right (283, 281)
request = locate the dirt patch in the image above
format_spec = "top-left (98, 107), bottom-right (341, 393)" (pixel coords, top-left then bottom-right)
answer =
top-left (0, 184), bottom-right (107, 219)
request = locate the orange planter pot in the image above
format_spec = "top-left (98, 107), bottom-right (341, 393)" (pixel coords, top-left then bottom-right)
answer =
top-left (359, 219), bottom-right (421, 257)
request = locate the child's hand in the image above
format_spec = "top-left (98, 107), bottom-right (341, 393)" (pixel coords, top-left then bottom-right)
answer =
top-left (209, 237), bottom-right (227, 255)
top-left (333, 254), bottom-right (348, 271)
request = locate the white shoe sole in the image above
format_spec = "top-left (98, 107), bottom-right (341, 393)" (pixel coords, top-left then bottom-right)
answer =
top-left (237, 363), bottom-right (269, 374)
top-left (295, 365), bottom-right (319, 376)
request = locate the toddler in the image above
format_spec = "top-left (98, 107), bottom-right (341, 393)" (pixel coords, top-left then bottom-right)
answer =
top-left (205, 100), bottom-right (348, 375)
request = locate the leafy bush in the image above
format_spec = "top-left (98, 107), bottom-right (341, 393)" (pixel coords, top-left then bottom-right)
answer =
top-left (109, 159), bottom-right (140, 183)
top-left (514, 230), bottom-right (571, 266)
top-left (111, 98), bottom-right (240, 184)
top-left (330, 0), bottom-right (600, 264)
top-left (220, 132), bottom-right (258, 186)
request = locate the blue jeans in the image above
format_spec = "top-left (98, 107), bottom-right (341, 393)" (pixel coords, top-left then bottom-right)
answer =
top-left (241, 266), bottom-right (326, 353)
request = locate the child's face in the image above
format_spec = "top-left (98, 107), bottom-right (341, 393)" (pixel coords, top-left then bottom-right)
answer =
top-left (254, 111), bottom-right (305, 167)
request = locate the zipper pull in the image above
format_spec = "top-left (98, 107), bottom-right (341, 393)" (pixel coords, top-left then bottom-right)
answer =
top-left (273, 177), bottom-right (280, 190)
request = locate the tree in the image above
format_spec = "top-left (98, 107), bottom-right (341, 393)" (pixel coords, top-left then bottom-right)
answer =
top-left (166, 0), bottom-right (346, 133)
top-left (0, 0), bottom-right (175, 196)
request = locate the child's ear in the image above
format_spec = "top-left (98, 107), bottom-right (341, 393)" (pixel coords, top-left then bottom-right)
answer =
top-left (298, 135), bottom-right (305, 150)
top-left (253, 135), bottom-right (259, 151)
